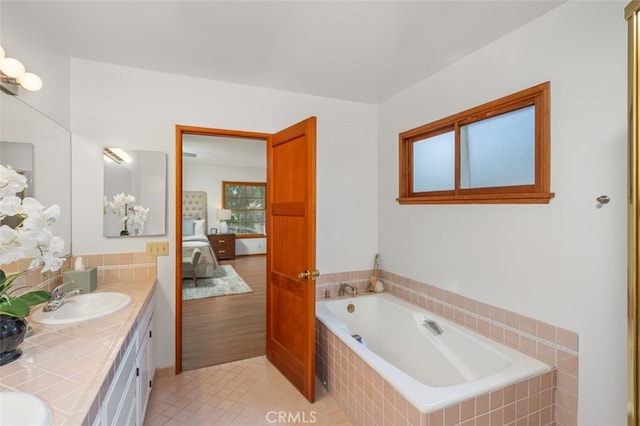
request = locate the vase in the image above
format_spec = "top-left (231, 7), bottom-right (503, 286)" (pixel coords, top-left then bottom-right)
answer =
top-left (0, 315), bottom-right (27, 366)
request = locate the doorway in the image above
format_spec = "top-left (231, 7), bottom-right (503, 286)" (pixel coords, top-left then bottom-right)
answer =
top-left (175, 125), bottom-right (270, 373)
top-left (175, 118), bottom-right (318, 403)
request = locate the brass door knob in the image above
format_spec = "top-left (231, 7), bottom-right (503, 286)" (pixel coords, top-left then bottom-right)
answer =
top-left (298, 270), bottom-right (320, 280)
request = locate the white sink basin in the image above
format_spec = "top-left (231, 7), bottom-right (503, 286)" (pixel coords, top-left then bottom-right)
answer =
top-left (30, 292), bottom-right (132, 325)
top-left (0, 392), bottom-right (52, 425)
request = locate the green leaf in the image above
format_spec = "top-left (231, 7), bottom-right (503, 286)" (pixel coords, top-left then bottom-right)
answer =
top-left (0, 297), bottom-right (29, 317)
top-left (17, 290), bottom-right (51, 306)
top-left (0, 270), bottom-right (8, 294)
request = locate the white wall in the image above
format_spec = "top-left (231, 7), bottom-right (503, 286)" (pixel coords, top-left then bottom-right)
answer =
top-left (377, 2), bottom-right (626, 424)
top-left (183, 163), bottom-right (267, 255)
top-left (70, 58), bottom-right (378, 369)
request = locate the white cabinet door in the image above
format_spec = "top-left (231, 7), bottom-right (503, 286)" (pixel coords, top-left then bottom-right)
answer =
top-left (137, 321), bottom-right (152, 423)
top-left (102, 339), bottom-right (136, 425)
top-left (137, 293), bottom-right (155, 424)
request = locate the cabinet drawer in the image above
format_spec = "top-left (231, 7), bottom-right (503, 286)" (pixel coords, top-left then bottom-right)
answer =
top-left (212, 237), bottom-right (232, 245)
top-left (208, 234), bottom-right (236, 260)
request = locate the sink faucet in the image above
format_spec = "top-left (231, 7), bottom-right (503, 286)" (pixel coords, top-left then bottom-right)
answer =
top-left (338, 282), bottom-right (357, 297)
top-left (43, 283), bottom-right (83, 312)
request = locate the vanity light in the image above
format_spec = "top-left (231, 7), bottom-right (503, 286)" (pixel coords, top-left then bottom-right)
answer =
top-left (0, 45), bottom-right (43, 95)
top-left (18, 72), bottom-right (43, 91)
top-left (103, 148), bottom-right (133, 164)
top-left (111, 148), bottom-right (132, 163)
top-left (0, 57), bottom-right (25, 78)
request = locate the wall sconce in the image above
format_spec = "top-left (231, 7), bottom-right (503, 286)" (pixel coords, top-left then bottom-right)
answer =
top-left (217, 209), bottom-right (232, 234)
top-left (0, 45), bottom-right (43, 95)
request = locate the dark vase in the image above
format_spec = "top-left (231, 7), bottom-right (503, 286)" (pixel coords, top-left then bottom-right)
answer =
top-left (0, 315), bottom-right (27, 366)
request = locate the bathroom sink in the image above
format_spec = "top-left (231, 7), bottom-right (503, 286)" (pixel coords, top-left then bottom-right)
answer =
top-left (0, 392), bottom-right (52, 426)
top-left (30, 292), bottom-right (132, 325)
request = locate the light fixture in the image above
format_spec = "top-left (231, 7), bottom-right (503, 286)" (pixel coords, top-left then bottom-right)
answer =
top-left (103, 148), bottom-right (132, 164)
top-left (217, 209), bottom-right (232, 234)
top-left (0, 45), bottom-right (43, 95)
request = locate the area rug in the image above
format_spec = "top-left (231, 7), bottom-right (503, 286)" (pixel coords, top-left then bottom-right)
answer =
top-left (182, 265), bottom-right (253, 301)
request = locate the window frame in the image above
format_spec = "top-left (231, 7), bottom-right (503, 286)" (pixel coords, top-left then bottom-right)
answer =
top-left (398, 82), bottom-right (553, 204)
top-left (222, 181), bottom-right (266, 239)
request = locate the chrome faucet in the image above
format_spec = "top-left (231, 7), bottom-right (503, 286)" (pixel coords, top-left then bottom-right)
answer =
top-left (43, 283), bottom-right (83, 312)
top-left (338, 282), bottom-right (357, 297)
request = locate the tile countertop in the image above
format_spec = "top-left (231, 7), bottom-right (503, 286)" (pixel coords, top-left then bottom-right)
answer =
top-left (0, 278), bottom-right (157, 425)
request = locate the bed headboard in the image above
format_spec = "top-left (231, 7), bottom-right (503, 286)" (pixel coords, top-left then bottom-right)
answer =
top-left (183, 191), bottom-right (207, 230)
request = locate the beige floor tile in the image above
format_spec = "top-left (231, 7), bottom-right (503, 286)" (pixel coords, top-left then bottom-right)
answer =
top-left (144, 356), bottom-right (351, 425)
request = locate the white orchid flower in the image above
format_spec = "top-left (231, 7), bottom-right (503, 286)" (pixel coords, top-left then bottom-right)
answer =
top-left (0, 196), bottom-right (23, 218)
top-left (0, 165), bottom-right (27, 198)
top-left (0, 164), bottom-right (66, 273)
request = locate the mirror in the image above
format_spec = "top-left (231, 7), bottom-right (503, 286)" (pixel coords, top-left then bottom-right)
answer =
top-left (0, 93), bottom-right (72, 255)
top-left (103, 148), bottom-right (167, 237)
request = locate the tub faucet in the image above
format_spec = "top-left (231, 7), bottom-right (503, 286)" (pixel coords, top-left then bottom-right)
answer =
top-left (43, 283), bottom-right (83, 312)
top-left (338, 282), bottom-right (357, 296)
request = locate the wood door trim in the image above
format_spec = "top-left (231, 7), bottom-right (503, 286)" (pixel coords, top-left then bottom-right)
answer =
top-left (175, 125), bottom-right (269, 375)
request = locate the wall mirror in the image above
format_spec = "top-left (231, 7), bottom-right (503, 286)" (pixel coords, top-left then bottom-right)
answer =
top-left (103, 148), bottom-right (167, 237)
top-left (0, 93), bottom-right (72, 255)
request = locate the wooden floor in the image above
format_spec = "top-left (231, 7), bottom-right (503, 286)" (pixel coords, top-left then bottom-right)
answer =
top-left (182, 254), bottom-right (266, 371)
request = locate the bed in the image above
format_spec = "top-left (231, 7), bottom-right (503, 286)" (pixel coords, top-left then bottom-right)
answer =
top-left (182, 191), bottom-right (218, 279)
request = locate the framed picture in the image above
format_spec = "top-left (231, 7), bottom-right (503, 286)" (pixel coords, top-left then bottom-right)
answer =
top-left (210, 228), bottom-right (217, 234)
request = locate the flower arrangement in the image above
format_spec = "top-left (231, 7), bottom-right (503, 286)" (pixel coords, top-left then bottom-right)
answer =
top-left (107, 193), bottom-right (149, 236)
top-left (0, 164), bottom-right (65, 318)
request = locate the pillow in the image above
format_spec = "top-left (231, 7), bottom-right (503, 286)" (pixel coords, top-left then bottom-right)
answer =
top-left (182, 217), bottom-right (195, 236)
top-left (193, 219), bottom-right (206, 236)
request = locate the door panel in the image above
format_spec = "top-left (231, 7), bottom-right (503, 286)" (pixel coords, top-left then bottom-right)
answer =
top-left (266, 117), bottom-right (317, 402)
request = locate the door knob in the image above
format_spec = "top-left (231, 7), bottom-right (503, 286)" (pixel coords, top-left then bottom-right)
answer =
top-left (298, 270), bottom-right (320, 280)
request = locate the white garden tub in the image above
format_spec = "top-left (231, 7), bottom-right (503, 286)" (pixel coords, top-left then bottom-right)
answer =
top-left (316, 293), bottom-right (550, 412)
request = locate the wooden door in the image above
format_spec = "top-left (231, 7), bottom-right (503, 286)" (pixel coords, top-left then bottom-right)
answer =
top-left (266, 117), bottom-right (317, 402)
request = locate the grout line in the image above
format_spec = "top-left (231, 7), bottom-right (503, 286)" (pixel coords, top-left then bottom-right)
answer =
top-left (98, 263), bottom-right (156, 270)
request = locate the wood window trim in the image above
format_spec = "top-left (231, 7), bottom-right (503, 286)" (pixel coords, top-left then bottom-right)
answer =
top-left (398, 82), bottom-right (554, 205)
top-left (222, 180), bottom-right (266, 238)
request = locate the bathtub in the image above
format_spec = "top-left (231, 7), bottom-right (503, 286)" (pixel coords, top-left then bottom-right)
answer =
top-left (316, 293), bottom-right (550, 413)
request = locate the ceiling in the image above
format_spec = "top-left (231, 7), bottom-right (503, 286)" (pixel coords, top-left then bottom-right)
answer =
top-left (15, 0), bottom-right (565, 104)
top-left (183, 134), bottom-right (266, 168)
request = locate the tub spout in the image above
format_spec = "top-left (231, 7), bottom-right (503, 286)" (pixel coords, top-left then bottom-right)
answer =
top-left (423, 319), bottom-right (444, 335)
top-left (338, 282), bottom-right (357, 296)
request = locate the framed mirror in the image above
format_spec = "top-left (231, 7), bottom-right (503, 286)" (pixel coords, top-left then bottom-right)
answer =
top-left (0, 93), bottom-right (72, 255)
top-left (103, 148), bottom-right (167, 237)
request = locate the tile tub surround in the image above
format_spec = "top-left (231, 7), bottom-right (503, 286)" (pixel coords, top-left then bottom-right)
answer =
top-left (0, 256), bottom-right (157, 425)
top-left (316, 270), bottom-right (579, 426)
top-left (316, 320), bottom-right (556, 425)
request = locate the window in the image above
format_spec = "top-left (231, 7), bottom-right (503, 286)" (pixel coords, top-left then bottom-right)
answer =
top-left (399, 82), bottom-right (553, 204)
top-left (222, 181), bottom-right (266, 237)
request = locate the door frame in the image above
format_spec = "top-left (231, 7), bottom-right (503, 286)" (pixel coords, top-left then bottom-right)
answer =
top-left (628, 3), bottom-right (640, 422)
top-left (175, 125), bottom-right (270, 374)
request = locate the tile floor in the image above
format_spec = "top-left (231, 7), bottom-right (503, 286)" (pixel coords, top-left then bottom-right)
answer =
top-left (144, 356), bottom-right (352, 425)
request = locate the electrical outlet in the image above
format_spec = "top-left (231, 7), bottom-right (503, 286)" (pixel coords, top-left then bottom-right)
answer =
top-left (146, 241), bottom-right (169, 256)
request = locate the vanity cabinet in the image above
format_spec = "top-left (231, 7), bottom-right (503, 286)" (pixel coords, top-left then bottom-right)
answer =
top-left (95, 291), bottom-right (155, 425)
top-left (136, 294), bottom-right (155, 423)
top-left (208, 233), bottom-right (236, 260)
